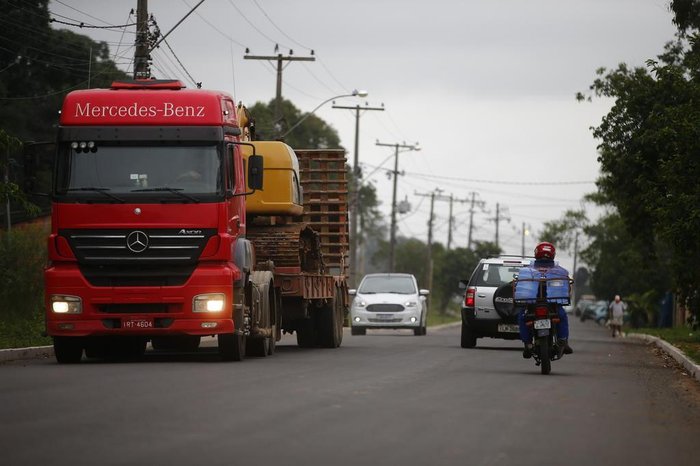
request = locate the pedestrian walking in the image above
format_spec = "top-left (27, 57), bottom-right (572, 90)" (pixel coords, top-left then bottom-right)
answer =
top-left (608, 295), bottom-right (627, 337)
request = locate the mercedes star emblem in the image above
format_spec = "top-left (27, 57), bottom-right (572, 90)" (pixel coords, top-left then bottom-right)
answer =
top-left (126, 230), bottom-right (149, 253)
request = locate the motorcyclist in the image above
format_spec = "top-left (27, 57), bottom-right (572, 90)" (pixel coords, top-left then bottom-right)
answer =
top-left (517, 242), bottom-right (573, 358)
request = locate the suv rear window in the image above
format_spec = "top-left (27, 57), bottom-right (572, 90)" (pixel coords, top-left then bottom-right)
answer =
top-left (472, 264), bottom-right (524, 287)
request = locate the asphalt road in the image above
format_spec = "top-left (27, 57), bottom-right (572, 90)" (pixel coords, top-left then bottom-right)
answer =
top-left (1, 318), bottom-right (699, 466)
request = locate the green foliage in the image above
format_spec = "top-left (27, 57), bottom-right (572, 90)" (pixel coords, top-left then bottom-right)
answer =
top-left (580, 212), bottom-right (671, 301)
top-left (539, 209), bottom-right (588, 253)
top-left (248, 99), bottom-right (341, 149)
top-left (0, 222), bottom-right (50, 348)
top-left (579, 11), bottom-right (700, 320)
top-left (0, 1), bottom-right (128, 141)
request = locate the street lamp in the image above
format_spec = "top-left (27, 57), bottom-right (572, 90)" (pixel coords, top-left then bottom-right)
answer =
top-left (280, 89), bottom-right (368, 138)
top-left (376, 140), bottom-right (421, 272)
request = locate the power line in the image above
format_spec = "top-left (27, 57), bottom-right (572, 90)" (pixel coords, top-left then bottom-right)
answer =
top-left (49, 18), bottom-right (136, 30)
top-left (226, 0), bottom-right (292, 50)
top-left (251, 0), bottom-right (312, 51)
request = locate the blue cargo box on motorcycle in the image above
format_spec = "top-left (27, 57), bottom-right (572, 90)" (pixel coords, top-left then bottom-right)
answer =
top-left (514, 266), bottom-right (571, 304)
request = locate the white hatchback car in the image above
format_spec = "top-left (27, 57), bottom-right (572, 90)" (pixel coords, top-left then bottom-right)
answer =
top-left (349, 273), bottom-right (429, 336)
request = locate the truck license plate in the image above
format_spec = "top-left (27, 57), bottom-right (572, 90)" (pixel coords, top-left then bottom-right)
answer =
top-left (122, 318), bottom-right (154, 329)
top-left (497, 324), bottom-right (519, 333)
top-left (534, 319), bottom-right (551, 330)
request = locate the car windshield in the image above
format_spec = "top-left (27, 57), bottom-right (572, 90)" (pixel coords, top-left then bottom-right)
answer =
top-left (473, 264), bottom-right (524, 287)
top-left (54, 142), bottom-right (223, 202)
top-left (359, 275), bottom-right (416, 294)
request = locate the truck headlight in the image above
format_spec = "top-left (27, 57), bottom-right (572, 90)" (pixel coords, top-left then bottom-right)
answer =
top-left (193, 293), bottom-right (225, 313)
top-left (51, 295), bottom-right (82, 314)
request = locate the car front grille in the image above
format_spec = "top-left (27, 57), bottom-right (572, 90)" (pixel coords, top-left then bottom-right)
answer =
top-left (366, 303), bottom-right (404, 313)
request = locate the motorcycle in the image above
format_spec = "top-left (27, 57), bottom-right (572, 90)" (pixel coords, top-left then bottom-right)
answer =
top-left (522, 301), bottom-right (564, 375)
top-left (512, 269), bottom-right (572, 375)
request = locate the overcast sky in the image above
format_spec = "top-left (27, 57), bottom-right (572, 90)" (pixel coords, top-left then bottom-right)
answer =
top-left (49, 0), bottom-right (678, 270)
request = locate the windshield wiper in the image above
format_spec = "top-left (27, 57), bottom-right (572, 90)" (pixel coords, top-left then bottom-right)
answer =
top-left (62, 187), bottom-right (125, 203)
top-left (131, 186), bottom-right (200, 203)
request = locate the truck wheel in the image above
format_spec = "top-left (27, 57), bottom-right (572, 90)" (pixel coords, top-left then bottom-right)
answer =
top-left (53, 337), bottom-right (83, 364)
top-left (219, 332), bottom-right (245, 361)
top-left (461, 322), bottom-right (477, 348)
top-left (296, 319), bottom-right (315, 348)
top-left (316, 289), bottom-right (343, 348)
top-left (246, 273), bottom-right (276, 357)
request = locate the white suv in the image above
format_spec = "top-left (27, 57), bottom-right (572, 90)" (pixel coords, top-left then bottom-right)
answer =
top-left (460, 257), bottom-right (531, 348)
top-left (349, 273), bottom-right (429, 336)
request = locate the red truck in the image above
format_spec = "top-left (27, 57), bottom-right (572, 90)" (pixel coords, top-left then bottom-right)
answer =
top-left (45, 79), bottom-right (348, 363)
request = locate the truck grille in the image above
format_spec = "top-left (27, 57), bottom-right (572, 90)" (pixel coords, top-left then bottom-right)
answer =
top-left (60, 228), bottom-right (216, 287)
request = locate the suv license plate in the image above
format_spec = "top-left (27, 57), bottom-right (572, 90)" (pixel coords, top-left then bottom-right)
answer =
top-left (123, 318), bottom-right (154, 329)
top-left (497, 324), bottom-right (519, 333)
top-left (534, 320), bottom-right (551, 330)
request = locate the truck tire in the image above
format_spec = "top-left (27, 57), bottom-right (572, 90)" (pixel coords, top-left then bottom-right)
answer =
top-left (461, 322), bottom-right (477, 348)
top-left (316, 288), bottom-right (343, 348)
top-left (219, 332), bottom-right (245, 361)
top-left (53, 337), bottom-right (83, 364)
top-left (246, 272), bottom-right (276, 357)
top-left (296, 318), bottom-right (315, 348)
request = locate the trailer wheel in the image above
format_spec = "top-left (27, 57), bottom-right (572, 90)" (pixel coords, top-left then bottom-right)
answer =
top-left (316, 287), bottom-right (343, 348)
top-left (296, 318), bottom-right (315, 348)
top-left (53, 337), bottom-right (83, 364)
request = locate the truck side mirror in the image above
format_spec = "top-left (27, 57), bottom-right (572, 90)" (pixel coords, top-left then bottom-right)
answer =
top-left (247, 154), bottom-right (263, 191)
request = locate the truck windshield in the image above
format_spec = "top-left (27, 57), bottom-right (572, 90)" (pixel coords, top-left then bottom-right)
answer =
top-left (55, 143), bottom-right (224, 202)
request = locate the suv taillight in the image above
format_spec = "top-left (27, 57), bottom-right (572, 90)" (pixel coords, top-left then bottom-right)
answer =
top-left (465, 287), bottom-right (476, 307)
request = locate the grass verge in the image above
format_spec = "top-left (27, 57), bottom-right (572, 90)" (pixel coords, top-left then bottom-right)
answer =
top-left (630, 327), bottom-right (700, 365)
top-left (428, 311), bottom-right (461, 327)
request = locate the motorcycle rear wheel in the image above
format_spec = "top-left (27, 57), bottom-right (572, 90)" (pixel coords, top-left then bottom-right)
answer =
top-left (539, 337), bottom-right (551, 375)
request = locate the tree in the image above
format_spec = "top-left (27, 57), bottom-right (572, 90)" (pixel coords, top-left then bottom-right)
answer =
top-left (580, 212), bottom-right (671, 302)
top-left (247, 99), bottom-right (341, 149)
top-left (0, 1), bottom-right (128, 141)
top-left (578, 3), bottom-right (700, 320)
top-left (431, 241), bottom-right (501, 313)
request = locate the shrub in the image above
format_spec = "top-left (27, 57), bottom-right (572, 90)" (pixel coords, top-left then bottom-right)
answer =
top-left (0, 221), bottom-right (51, 348)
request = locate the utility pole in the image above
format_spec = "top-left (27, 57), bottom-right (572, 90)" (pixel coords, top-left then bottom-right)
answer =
top-left (415, 189), bottom-right (443, 294)
top-left (521, 222), bottom-right (530, 257)
top-left (377, 141), bottom-right (420, 272)
top-left (493, 203), bottom-right (510, 249)
top-left (466, 191), bottom-right (485, 249)
top-left (244, 50), bottom-right (315, 138)
top-left (333, 102), bottom-right (384, 287)
top-left (134, 0), bottom-right (150, 79)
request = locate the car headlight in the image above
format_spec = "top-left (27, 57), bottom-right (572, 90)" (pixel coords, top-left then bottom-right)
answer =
top-left (353, 299), bottom-right (367, 308)
top-left (404, 301), bottom-right (417, 308)
top-left (193, 293), bottom-right (225, 313)
top-left (51, 295), bottom-right (82, 314)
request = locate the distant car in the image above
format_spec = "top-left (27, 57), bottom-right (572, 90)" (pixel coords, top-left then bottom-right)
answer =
top-left (460, 256), bottom-right (532, 348)
top-left (580, 300), bottom-right (609, 324)
top-left (349, 273), bottom-right (429, 336)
